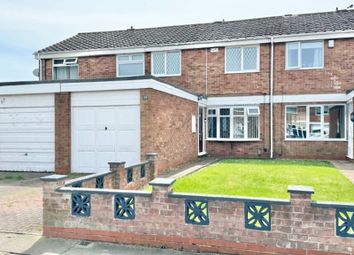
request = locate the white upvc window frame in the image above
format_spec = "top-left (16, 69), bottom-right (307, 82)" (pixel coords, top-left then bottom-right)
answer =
top-left (284, 104), bottom-right (347, 141)
top-left (52, 58), bottom-right (79, 80)
top-left (151, 50), bottom-right (182, 77)
top-left (285, 40), bottom-right (324, 70)
top-left (116, 53), bottom-right (145, 77)
top-left (224, 45), bottom-right (260, 74)
top-left (207, 106), bottom-right (260, 141)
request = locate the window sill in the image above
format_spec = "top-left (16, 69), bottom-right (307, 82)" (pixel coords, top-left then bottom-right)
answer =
top-left (285, 66), bottom-right (324, 71)
top-left (207, 138), bottom-right (261, 142)
top-left (152, 74), bottom-right (181, 77)
top-left (225, 70), bottom-right (260, 74)
top-left (284, 138), bottom-right (347, 142)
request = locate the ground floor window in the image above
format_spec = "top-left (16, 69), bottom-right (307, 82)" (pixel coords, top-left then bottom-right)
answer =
top-left (285, 104), bottom-right (345, 140)
top-left (207, 106), bottom-right (260, 140)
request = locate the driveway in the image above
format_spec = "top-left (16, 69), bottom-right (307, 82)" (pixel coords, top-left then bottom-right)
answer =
top-left (0, 172), bottom-right (46, 234)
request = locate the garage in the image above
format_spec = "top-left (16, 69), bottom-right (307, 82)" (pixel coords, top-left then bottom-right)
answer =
top-left (71, 90), bottom-right (140, 173)
top-left (0, 94), bottom-right (55, 171)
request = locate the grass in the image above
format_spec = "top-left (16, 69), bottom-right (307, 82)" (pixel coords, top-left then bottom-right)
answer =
top-left (0, 174), bottom-right (24, 181)
top-left (172, 159), bottom-right (354, 202)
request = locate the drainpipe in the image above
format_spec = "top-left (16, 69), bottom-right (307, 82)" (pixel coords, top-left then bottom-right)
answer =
top-left (270, 37), bottom-right (274, 159)
top-left (205, 48), bottom-right (208, 97)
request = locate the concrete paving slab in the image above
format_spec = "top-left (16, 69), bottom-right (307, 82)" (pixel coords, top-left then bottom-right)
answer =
top-left (331, 160), bottom-right (354, 184)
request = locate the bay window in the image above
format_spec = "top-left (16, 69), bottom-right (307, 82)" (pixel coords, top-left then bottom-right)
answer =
top-left (117, 54), bottom-right (144, 77)
top-left (286, 105), bottom-right (345, 140)
top-left (53, 58), bottom-right (78, 80)
top-left (207, 106), bottom-right (260, 140)
top-left (286, 41), bottom-right (324, 69)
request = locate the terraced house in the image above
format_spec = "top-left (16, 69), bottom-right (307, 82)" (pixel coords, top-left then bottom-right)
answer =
top-left (2, 9), bottom-right (354, 173)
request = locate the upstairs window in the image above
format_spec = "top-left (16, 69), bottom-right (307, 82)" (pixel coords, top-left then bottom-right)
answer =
top-left (53, 58), bottom-right (78, 80)
top-left (117, 54), bottom-right (144, 77)
top-left (225, 46), bottom-right (259, 73)
top-left (286, 41), bottom-right (324, 69)
top-left (152, 51), bottom-right (181, 76)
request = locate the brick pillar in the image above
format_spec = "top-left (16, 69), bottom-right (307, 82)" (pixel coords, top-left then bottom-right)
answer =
top-left (55, 93), bottom-right (71, 174)
top-left (149, 178), bottom-right (175, 201)
top-left (41, 175), bottom-right (67, 231)
top-left (108, 162), bottom-right (126, 189)
top-left (146, 152), bottom-right (158, 179)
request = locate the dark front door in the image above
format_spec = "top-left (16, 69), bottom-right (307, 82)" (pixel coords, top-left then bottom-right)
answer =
top-left (199, 108), bottom-right (204, 153)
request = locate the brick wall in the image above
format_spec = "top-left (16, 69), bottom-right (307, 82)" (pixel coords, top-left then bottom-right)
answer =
top-left (55, 93), bottom-right (71, 174)
top-left (140, 89), bottom-right (198, 173)
top-left (78, 55), bottom-right (116, 79)
top-left (42, 177), bottom-right (354, 255)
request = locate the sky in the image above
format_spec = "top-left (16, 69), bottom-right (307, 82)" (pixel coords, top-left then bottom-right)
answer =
top-left (0, 0), bottom-right (352, 82)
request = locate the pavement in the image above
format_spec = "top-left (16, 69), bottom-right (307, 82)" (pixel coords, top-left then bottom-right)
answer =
top-left (0, 171), bottom-right (216, 255)
top-left (331, 160), bottom-right (354, 183)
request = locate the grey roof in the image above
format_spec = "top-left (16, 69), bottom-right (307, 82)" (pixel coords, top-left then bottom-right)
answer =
top-left (37, 10), bottom-right (354, 54)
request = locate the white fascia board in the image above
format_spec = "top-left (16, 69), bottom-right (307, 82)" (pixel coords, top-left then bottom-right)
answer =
top-left (150, 80), bottom-right (198, 102)
top-left (0, 83), bottom-right (60, 95)
top-left (346, 90), bottom-right (354, 100)
top-left (36, 30), bottom-right (354, 60)
top-left (207, 93), bottom-right (347, 106)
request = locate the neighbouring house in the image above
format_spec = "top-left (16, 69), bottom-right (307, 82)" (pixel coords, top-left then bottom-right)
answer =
top-left (1, 9), bottom-right (354, 174)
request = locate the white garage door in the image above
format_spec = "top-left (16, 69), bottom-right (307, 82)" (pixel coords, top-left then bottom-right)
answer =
top-left (71, 91), bottom-right (140, 173)
top-left (0, 94), bottom-right (55, 172)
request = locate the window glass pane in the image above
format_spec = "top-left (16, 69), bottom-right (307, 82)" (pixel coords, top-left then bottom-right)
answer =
top-left (309, 106), bottom-right (322, 138)
top-left (220, 108), bottom-right (230, 115)
top-left (243, 47), bottom-right (257, 70)
top-left (119, 63), bottom-right (144, 76)
top-left (54, 59), bottom-right (64, 65)
top-left (166, 52), bottom-right (181, 75)
top-left (233, 116), bottom-right (244, 138)
top-left (225, 48), bottom-right (241, 72)
top-left (208, 117), bottom-right (217, 138)
top-left (118, 55), bottom-right (130, 61)
top-left (247, 116), bottom-right (259, 139)
top-left (233, 108), bottom-right (244, 116)
top-left (301, 42), bottom-right (323, 68)
top-left (287, 43), bottom-right (299, 68)
top-left (220, 116), bottom-right (230, 138)
top-left (69, 66), bottom-right (78, 79)
top-left (208, 109), bottom-right (216, 115)
top-left (153, 52), bottom-right (165, 75)
top-left (132, 54), bottom-right (143, 61)
top-left (286, 106), bottom-right (306, 139)
top-left (327, 105), bottom-right (345, 139)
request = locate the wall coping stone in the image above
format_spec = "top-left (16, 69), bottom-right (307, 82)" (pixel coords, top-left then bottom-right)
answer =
top-left (149, 178), bottom-right (175, 186)
top-left (288, 185), bottom-right (314, 194)
top-left (169, 192), bottom-right (291, 204)
top-left (57, 187), bottom-right (152, 197)
top-left (41, 174), bottom-right (67, 182)
top-left (312, 201), bottom-right (354, 209)
top-left (126, 160), bottom-right (149, 169)
top-left (64, 171), bottom-right (112, 186)
top-left (108, 162), bottom-right (126, 168)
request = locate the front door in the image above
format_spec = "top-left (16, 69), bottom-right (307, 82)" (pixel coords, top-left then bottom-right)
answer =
top-left (347, 102), bottom-right (353, 159)
top-left (198, 107), bottom-right (205, 154)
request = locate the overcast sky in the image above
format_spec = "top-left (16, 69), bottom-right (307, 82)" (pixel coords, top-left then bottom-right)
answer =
top-left (0, 0), bottom-right (351, 82)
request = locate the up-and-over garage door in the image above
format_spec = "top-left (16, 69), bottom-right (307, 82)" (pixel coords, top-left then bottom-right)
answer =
top-left (71, 90), bottom-right (140, 173)
top-left (0, 94), bottom-right (55, 172)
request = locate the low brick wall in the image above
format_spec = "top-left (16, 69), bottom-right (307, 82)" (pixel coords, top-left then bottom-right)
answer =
top-left (65, 153), bottom-right (156, 190)
top-left (41, 177), bottom-right (354, 255)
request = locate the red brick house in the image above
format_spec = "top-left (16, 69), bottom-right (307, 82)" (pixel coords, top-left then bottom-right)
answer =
top-left (1, 10), bottom-right (354, 173)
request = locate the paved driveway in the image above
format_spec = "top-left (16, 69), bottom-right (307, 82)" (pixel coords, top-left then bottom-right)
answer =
top-left (0, 172), bottom-right (46, 235)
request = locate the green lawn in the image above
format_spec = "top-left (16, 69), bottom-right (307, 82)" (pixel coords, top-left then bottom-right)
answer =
top-left (173, 159), bottom-right (354, 202)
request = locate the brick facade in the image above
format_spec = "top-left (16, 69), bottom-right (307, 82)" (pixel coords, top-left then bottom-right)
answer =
top-left (42, 177), bottom-right (354, 255)
top-left (140, 89), bottom-right (198, 173)
top-left (54, 93), bottom-right (71, 174)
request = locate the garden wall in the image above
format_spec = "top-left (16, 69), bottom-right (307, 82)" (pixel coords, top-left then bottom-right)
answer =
top-left (42, 175), bottom-right (354, 255)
